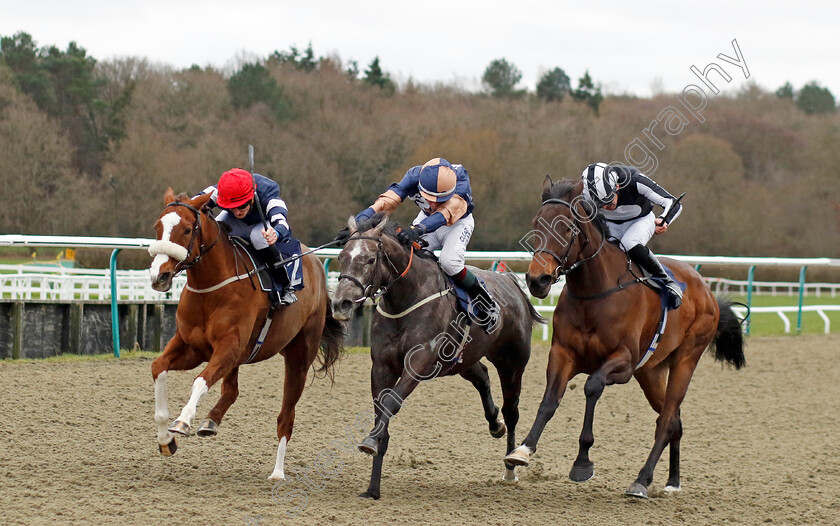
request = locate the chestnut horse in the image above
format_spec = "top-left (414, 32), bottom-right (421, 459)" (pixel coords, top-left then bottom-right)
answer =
top-left (148, 188), bottom-right (344, 480)
top-left (505, 177), bottom-right (745, 498)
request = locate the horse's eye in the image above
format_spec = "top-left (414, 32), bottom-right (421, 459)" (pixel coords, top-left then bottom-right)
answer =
top-left (366, 257), bottom-right (375, 265)
top-left (184, 227), bottom-right (191, 234)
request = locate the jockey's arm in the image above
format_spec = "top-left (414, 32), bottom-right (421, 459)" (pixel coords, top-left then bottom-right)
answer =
top-left (635, 174), bottom-right (682, 229)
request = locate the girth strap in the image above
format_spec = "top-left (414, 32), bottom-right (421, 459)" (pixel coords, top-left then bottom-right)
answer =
top-left (245, 310), bottom-right (274, 364)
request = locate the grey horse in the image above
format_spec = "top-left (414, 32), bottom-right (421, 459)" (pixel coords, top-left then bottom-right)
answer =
top-left (331, 213), bottom-right (544, 499)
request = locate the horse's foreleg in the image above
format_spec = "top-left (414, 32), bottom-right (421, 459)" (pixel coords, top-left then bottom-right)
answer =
top-left (198, 367), bottom-right (240, 437)
top-left (506, 345), bottom-right (577, 467)
top-left (628, 356), bottom-right (698, 498)
top-left (358, 361), bottom-right (399, 500)
top-left (459, 362), bottom-right (504, 438)
top-left (152, 335), bottom-right (203, 455)
top-left (570, 349), bottom-right (634, 483)
top-left (169, 336), bottom-right (240, 437)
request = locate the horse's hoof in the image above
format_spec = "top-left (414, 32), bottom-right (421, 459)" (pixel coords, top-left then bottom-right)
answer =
top-left (168, 419), bottom-right (192, 436)
top-left (489, 419), bottom-right (507, 439)
top-left (569, 461), bottom-right (594, 482)
top-left (504, 446), bottom-right (531, 467)
top-left (358, 436), bottom-right (378, 456)
top-left (663, 484), bottom-right (681, 494)
top-left (358, 490), bottom-right (380, 500)
top-left (626, 482), bottom-right (649, 499)
top-left (197, 419), bottom-right (218, 437)
top-left (158, 437), bottom-right (178, 456)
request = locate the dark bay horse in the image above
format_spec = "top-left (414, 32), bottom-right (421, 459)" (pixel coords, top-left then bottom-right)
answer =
top-left (148, 188), bottom-right (344, 480)
top-left (331, 214), bottom-right (544, 499)
top-left (505, 177), bottom-right (745, 498)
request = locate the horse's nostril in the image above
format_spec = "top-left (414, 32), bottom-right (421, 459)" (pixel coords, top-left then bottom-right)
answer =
top-left (339, 300), bottom-right (353, 312)
top-left (539, 274), bottom-right (552, 288)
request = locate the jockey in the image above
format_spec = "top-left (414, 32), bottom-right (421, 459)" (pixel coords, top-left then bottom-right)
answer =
top-left (352, 158), bottom-right (499, 331)
top-left (199, 168), bottom-right (299, 307)
top-left (582, 162), bottom-right (684, 309)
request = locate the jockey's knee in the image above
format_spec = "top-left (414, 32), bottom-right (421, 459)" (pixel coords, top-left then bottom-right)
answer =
top-left (440, 258), bottom-right (465, 277)
top-left (250, 228), bottom-right (269, 249)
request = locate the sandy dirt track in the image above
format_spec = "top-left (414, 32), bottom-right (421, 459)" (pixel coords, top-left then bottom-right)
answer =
top-left (1, 334), bottom-right (839, 525)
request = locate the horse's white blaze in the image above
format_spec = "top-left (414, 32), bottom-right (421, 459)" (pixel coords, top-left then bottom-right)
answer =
top-left (174, 377), bottom-right (208, 427)
top-left (154, 371), bottom-right (173, 445)
top-left (268, 436), bottom-right (287, 480)
top-left (347, 243), bottom-right (365, 260)
top-left (149, 212), bottom-right (187, 279)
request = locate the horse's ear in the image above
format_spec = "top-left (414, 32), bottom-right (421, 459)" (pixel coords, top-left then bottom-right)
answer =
top-left (542, 175), bottom-right (553, 194)
top-left (541, 175), bottom-right (554, 202)
top-left (371, 214), bottom-right (389, 236)
top-left (164, 187), bottom-right (176, 205)
top-left (192, 192), bottom-right (213, 209)
top-left (347, 215), bottom-right (358, 232)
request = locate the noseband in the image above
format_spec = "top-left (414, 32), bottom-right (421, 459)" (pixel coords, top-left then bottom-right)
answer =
top-left (338, 233), bottom-right (414, 303)
top-left (536, 198), bottom-right (606, 282)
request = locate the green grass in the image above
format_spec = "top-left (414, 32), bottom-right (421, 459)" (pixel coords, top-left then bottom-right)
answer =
top-left (1, 349), bottom-right (159, 364)
top-left (530, 294), bottom-right (840, 339)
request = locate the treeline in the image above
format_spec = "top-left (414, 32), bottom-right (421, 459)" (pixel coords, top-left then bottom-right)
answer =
top-left (1, 32), bottom-right (839, 261)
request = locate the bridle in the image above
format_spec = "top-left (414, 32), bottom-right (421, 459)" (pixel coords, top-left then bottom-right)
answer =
top-left (535, 198), bottom-right (607, 283)
top-left (163, 201), bottom-right (220, 274)
top-left (337, 232), bottom-right (415, 303)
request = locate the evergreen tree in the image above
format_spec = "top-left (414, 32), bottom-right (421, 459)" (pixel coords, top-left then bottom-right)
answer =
top-left (0, 32), bottom-right (130, 175)
top-left (363, 57), bottom-right (395, 94)
top-left (775, 81), bottom-right (794, 100)
top-left (536, 67), bottom-right (571, 102)
top-left (227, 62), bottom-right (292, 120)
top-left (796, 81), bottom-right (836, 114)
top-left (572, 70), bottom-right (604, 115)
top-left (482, 58), bottom-right (524, 98)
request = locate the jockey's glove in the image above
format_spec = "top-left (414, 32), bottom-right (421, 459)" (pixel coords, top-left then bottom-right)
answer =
top-left (355, 207), bottom-right (375, 223)
top-left (333, 227), bottom-right (351, 246)
top-left (397, 224), bottom-right (425, 245)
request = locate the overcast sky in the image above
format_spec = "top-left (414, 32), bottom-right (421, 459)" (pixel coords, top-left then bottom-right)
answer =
top-left (2, 0), bottom-right (838, 98)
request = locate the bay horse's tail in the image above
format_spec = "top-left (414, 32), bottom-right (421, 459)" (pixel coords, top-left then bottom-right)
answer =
top-left (710, 297), bottom-right (747, 369)
top-left (314, 298), bottom-right (346, 383)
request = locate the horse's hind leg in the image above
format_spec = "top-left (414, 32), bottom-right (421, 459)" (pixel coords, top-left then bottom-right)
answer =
top-left (627, 353), bottom-right (700, 498)
top-left (570, 350), bottom-right (634, 483)
top-left (151, 334), bottom-right (204, 455)
top-left (496, 359), bottom-right (526, 482)
top-left (198, 367), bottom-right (239, 437)
top-left (459, 361), bottom-right (505, 438)
top-left (635, 365), bottom-right (682, 493)
top-left (268, 326), bottom-right (320, 480)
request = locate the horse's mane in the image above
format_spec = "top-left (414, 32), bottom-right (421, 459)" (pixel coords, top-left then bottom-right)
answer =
top-left (542, 179), bottom-right (609, 238)
top-left (356, 212), bottom-right (437, 260)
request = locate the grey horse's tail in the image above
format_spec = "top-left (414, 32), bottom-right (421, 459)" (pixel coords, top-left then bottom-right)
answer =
top-left (504, 273), bottom-right (546, 327)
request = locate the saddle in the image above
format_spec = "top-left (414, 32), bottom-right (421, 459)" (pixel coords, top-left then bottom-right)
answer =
top-left (229, 237), bottom-right (305, 294)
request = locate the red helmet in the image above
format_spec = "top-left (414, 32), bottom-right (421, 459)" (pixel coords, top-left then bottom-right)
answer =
top-left (217, 168), bottom-right (255, 208)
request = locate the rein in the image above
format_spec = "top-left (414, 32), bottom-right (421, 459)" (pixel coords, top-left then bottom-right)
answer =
top-left (338, 233), bottom-right (416, 303)
top-left (537, 198), bottom-right (607, 282)
top-left (163, 201), bottom-right (220, 274)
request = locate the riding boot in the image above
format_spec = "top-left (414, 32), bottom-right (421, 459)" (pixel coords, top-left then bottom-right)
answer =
top-left (453, 268), bottom-right (500, 333)
top-left (256, 246), bottom-right (298, 307)
top-left (627, 245), bottom-right (682, 309)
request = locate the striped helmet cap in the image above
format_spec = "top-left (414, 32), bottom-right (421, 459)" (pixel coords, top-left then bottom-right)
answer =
top-left (418, 158), bottom-right (457, 203)
top-left (582, 163), bottom-right (619, 206)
